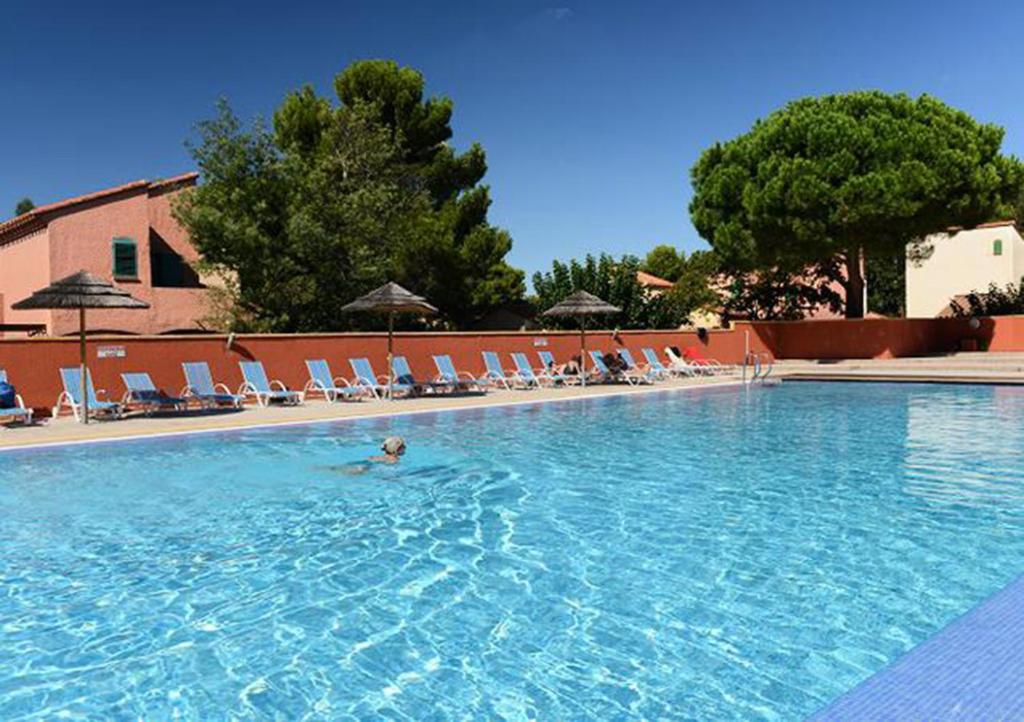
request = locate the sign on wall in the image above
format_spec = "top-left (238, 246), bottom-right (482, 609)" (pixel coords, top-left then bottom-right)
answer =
top-left (532, 338), bottom-right (549, 347)
top-left (97, 346), bottom-right (126, 359)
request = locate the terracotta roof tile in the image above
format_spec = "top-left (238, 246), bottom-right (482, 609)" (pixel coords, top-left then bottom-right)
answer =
top-left (974, 219), bottom-right (1017, 229)
top-left (636, 270), bottom-right (674, 288)
top-left (0, 173), bottom-right (198, 243)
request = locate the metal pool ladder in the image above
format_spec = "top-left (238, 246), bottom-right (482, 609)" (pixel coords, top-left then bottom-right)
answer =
top-left (743, 351), bottom-right (775, 384)
top-left (742, 330), bottom-right (778, 385)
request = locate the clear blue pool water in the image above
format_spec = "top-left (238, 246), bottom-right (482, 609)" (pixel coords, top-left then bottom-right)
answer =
top-left (2, 382), bottom-right (1024, 720)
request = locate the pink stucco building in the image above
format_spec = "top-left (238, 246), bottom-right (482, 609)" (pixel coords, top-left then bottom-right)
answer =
top-left (0, 173), bottom-right (212, 337)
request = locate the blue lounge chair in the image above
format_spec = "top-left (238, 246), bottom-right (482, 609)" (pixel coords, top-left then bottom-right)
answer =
top-left (588, 350), bottom-right (650, 386)
top-left (393, 356), bottom-right (451, 395)
top-left (587, 350), bottom-right (616, 384)
top-left (181, 362), bottom-right (245, 409)
top-left (303, 360), bottom-right (363, 402)
top-left (537, 350), bottom-right (557, 369)
top-left (508, 353), bottom-right (545, 388)
top-left (481, 351), bottom-right (526, 389)
top-left (57, 367), bottom-right (122, 421)
top-left (513, 352), bottom-right (571, 387)
top-left (349, 358), bottom-right (413, 400)
top-left (432, 355), bottom-right (488, 393)
top-left (238, 361), bottom-right (303, 407)
top-left (537, 351), bottom-right (580, 385)
top-left (120, 372), bottom-right (186, 414)
top-left (0, 369), bottom-right (33, 426)
top-left (617, 348), bottom-right (661, 383)
top-left (642, 347), bottom-right (690, 378)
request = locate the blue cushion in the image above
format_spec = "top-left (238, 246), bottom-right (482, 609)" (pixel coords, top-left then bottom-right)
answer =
top-left (0, 382), bottom-right (16, 410)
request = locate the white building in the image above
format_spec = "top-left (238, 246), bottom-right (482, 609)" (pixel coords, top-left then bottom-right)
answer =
top-left (905, 221), bottom-right (1024, 317)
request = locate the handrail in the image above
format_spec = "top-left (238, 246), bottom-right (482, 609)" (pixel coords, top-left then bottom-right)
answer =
top-left (743, 352), bottom-right (774, 384)
top-left (758, 352), bottom-right (774, 381)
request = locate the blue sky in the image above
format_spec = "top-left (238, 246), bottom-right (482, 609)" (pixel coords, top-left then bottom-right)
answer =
top-left (2, 0), bottom-right (1023, 278)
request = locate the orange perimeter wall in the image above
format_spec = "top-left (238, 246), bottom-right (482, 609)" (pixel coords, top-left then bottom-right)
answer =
top-left (744, 316), bottom-right (1024, 359)
top-left (5, 316), bottom-right (1024, 412)
top-left (0, 328), bottom-right (761, 411)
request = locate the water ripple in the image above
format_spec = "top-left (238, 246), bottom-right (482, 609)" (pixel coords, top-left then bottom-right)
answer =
top-left (1, 383), bottom-right (1024, 719)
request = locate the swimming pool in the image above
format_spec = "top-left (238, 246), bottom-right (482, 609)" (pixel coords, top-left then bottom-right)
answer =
top-left (2, 382), bottom-right (1023, 719)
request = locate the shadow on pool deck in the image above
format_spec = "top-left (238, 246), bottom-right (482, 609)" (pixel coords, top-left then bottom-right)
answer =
top-left (809, 572), bottom-right (1024, 720)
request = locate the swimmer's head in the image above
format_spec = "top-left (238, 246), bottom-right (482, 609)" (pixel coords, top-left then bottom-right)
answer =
top-left (381, 436), bottom-right (406, 457)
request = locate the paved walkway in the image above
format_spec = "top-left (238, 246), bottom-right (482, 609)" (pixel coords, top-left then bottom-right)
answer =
top-left (0, 374), bottom-right (741, 450)
top-left (779, 352), bottom-right (1024, 384)
top-left (6, 353), bottom-right (1024, 449)
top-left (811, 573), bottom-right (1024, 720)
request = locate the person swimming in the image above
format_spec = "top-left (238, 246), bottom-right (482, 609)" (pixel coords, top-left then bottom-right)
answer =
top-left (369, 436), bottom-right (406, 464)
top-left (327, 436), bottom-right (407, 474)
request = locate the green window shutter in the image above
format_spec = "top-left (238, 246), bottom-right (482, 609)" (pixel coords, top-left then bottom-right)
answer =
top-left (112, 237), bottom-right (137, 278)
top-left (993, 239), bottom-right (1003, 256)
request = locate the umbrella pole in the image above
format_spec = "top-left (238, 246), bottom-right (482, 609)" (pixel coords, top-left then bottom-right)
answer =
top-left (580, 319), bottom-right (586, 388)
top-left (79, 306), bottom-right (89, 424)
top-left (387, 312), bottom-right (394, 401)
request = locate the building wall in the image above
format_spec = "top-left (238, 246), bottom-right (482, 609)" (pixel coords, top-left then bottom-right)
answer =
top-left (44, 188), bottom-right (210, 335)
top-left (0, 228), bottom-right (53, 336)
top-left (906, 225), bottom-right (1024, 318)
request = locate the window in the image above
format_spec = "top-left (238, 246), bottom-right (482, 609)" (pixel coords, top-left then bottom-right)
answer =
top-left (149, 230), bottom-right (201, 287)
top-left (993, 239), bottom-right (1004, 256)
top-left (151, 250), bottom-right (183, 287)
top-left (112, 237), bottom-right (138, 278)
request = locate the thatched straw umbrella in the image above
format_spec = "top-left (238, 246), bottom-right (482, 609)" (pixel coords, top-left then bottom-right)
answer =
top-left (541, 290), bottom-right (621, 386)
top-left (12, 270), bottom-right (149, 423)
top-left (342, 282), bottom-right (438, 400)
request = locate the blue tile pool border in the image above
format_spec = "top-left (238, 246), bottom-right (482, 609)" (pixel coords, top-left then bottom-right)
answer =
top-left (810, 572), bottom-right (1024, 720)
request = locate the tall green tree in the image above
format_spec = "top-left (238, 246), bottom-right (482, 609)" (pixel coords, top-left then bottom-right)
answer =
top-left (533, 253), bottom-right (693, 329)
top-left (654, 248), bottom-right (722, 322)
top-left (690, 91), bottom-right (1024, 318)
top-left (14, 197), bottom-right (34, 215)
top-left (678, 251), bottom-right (721, 314)
top-left (722, 261), bottom-right (845, 321)
top-left (174, 60), bottom-right (524, 331)
top-left (642, 245), bottom-right (686, 281)
top-left (865, 252), bottom-right (906, 317)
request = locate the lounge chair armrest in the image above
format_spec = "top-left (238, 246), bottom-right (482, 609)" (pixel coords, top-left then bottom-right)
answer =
top-left (15, 393), bottom-right (27, 410)
top-left (237, 382), bottom-right (256, 396)
top-left (214, 383), bottom-right (233, 395)
top-left (332, 377), bottom-right (353, 387)
top-left (270, 379), bottom-right (290, 392)
top-left (375, 374), bottom-right (393, 385)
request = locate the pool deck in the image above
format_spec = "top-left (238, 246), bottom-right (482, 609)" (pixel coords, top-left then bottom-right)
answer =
top-left (779, 352), bottom-right (1024, 384)
top-left (6, 353), bottom-right (1024, 450)
top-left (0, 374), bottom-right (743, 450)
top-left (811, 573), bottom-right (1024, 720)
